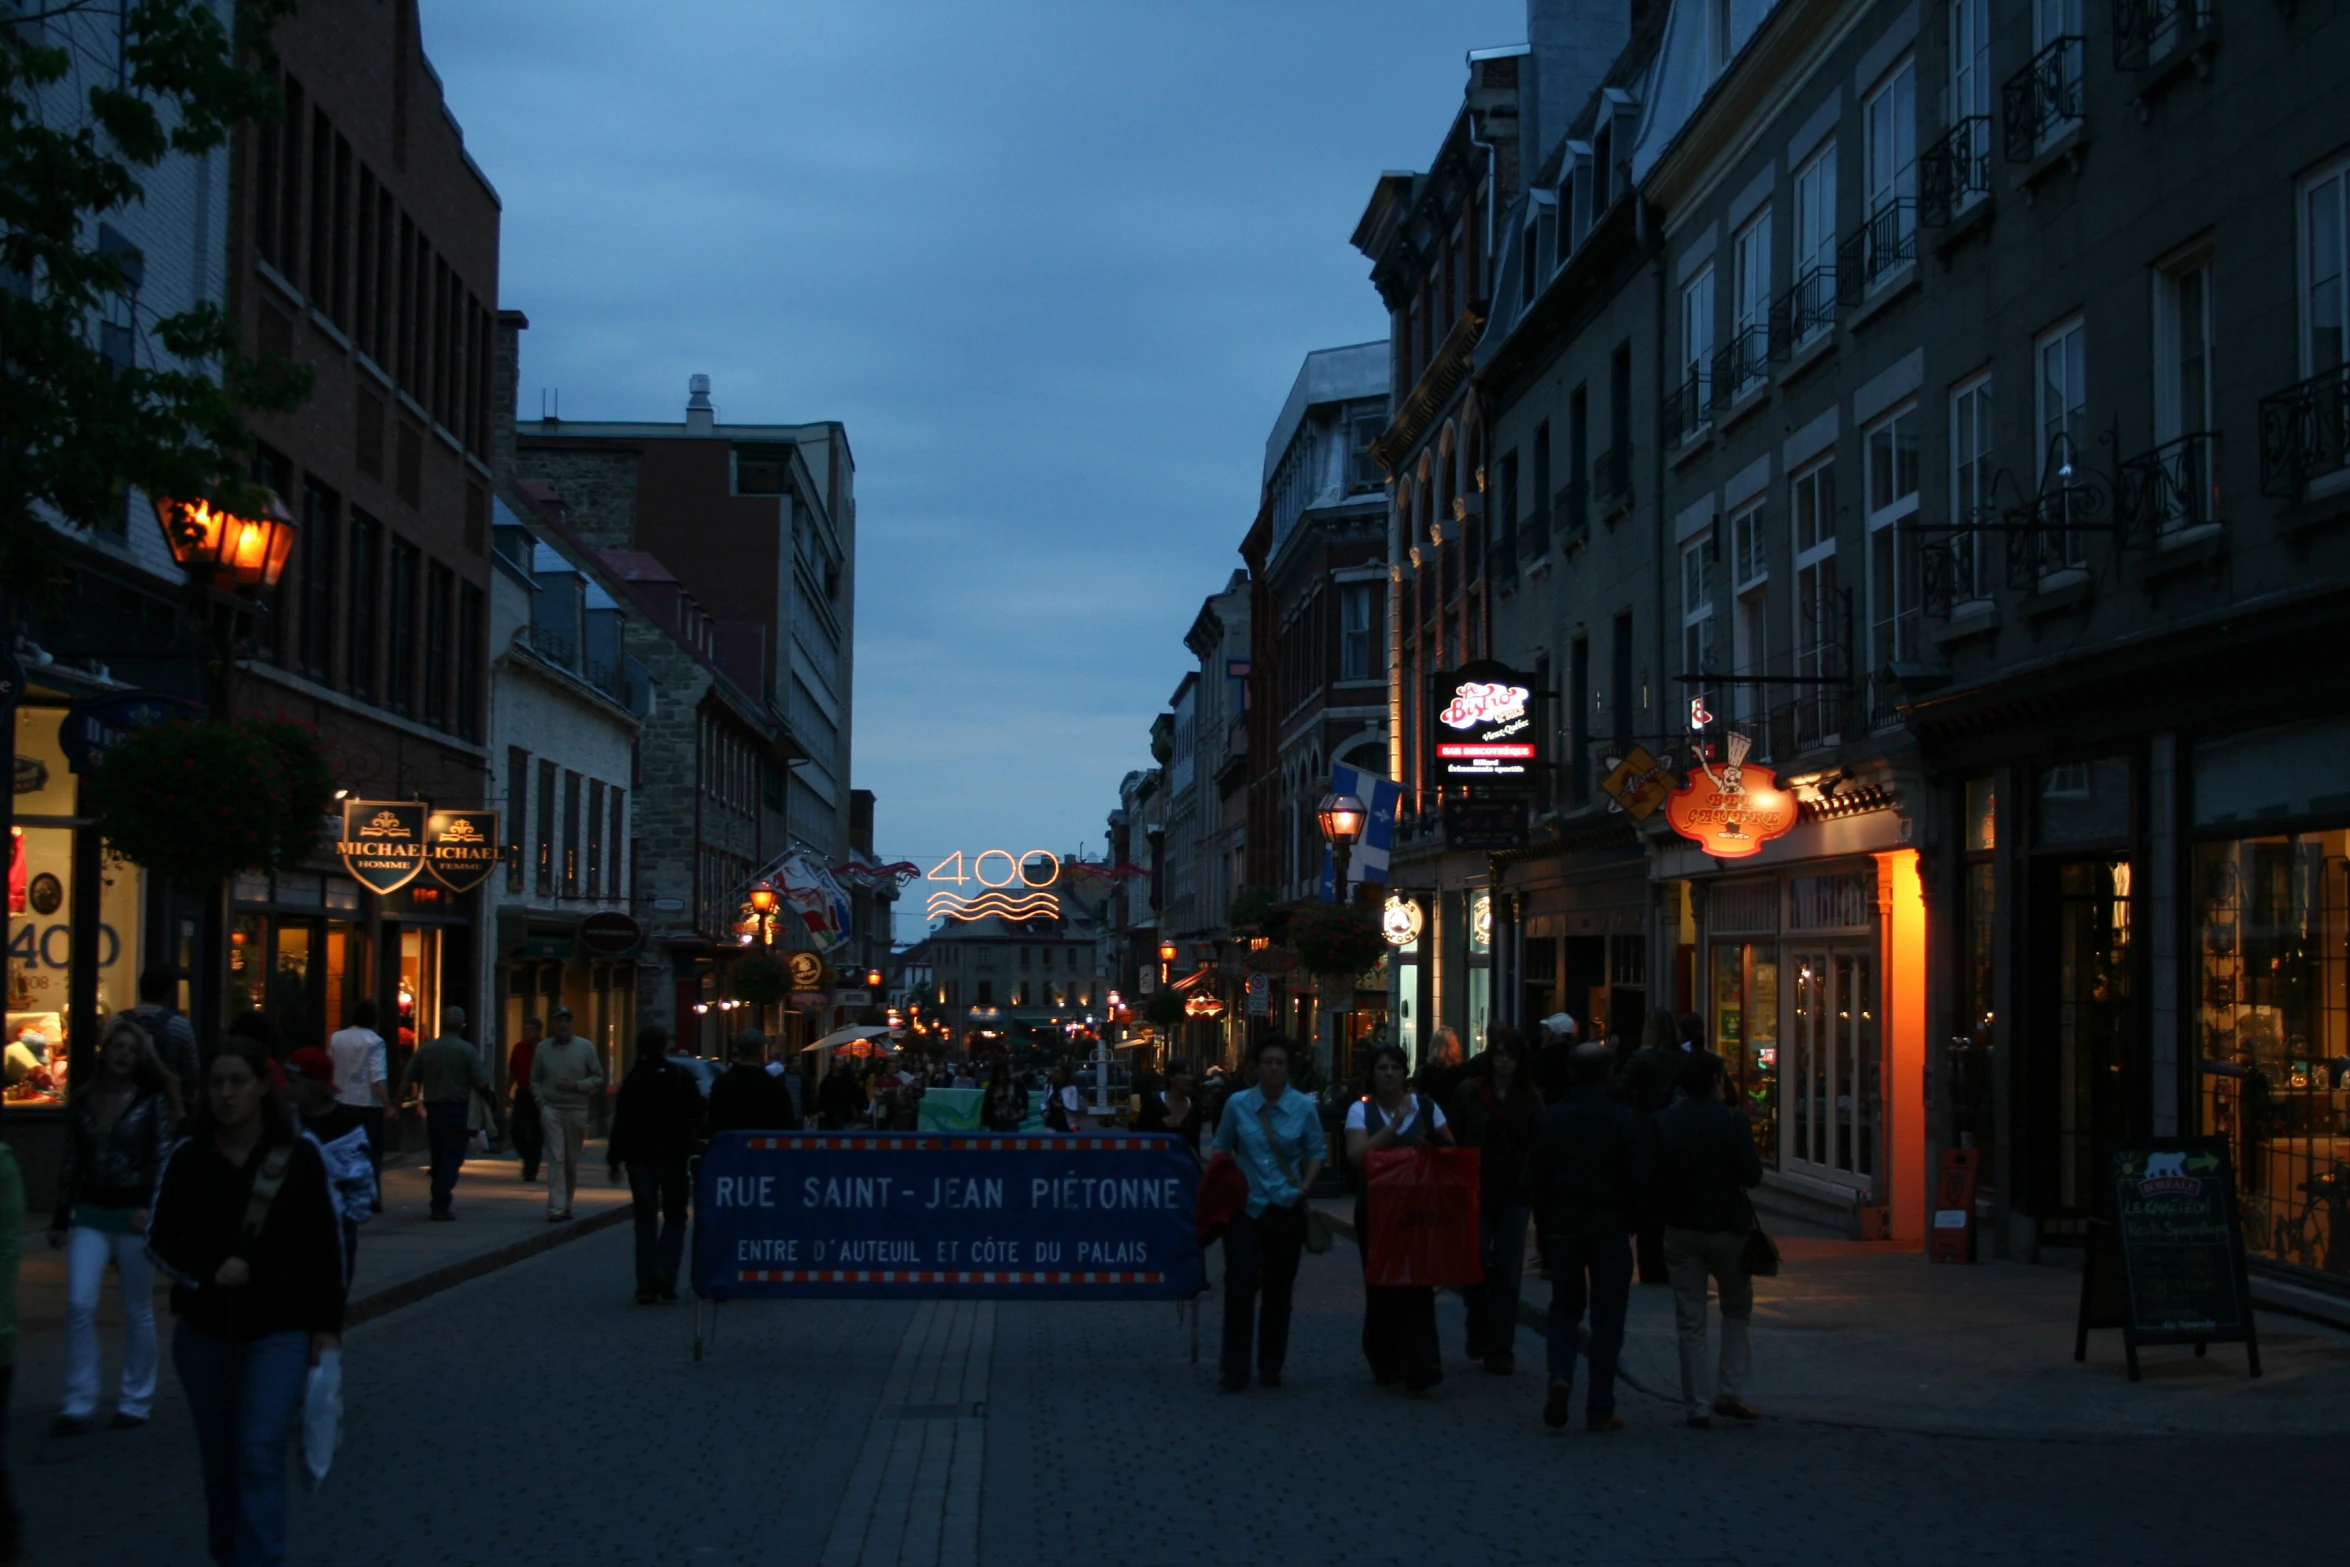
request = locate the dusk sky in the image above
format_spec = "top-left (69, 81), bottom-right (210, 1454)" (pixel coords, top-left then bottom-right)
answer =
top-left (422, 1), bottom-right (1521, 926)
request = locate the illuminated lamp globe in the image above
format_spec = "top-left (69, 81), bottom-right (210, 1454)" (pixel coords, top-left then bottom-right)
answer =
top-left (747, 880), bottom-right (781, 915)
top-left (1316, 792), bottom-right (1368, 846)
top-left (155, 494), bottom-right (297, 592)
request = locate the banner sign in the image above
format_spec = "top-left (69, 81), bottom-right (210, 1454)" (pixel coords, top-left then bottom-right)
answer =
top-left (424, 809), bottom-right (501, 893)
top-left (1663, 736), bottom-right (1796, 858)
top-left (691, 1131), bottom-right (1204, 1301)
top-left (1442, 799), bottom-right (1528, 851)
top-left (337, 800), bottom-right (427, 893)
top-left (1429, 660), bottom-right (1539, 787)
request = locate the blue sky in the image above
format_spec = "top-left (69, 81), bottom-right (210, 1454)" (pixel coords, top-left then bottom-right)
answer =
top-left (422, 0), bottom-right (1521, 919)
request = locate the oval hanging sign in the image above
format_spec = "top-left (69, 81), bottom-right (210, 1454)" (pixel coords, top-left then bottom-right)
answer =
top-left (578, 911), bottom-right (643, 956)
top-left (1664, 736), bottom-right (1798, 859)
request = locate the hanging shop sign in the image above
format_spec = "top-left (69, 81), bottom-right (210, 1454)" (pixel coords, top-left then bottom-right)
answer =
top-left (1599, 746), bottom-right (1674, 822)
top-left (785, 950), bottom-right (828, 993)
top-left (1663, 735), bottom-right (1797, 858)
top-left (578, 910), bottom-right (644, 957)
top-left (336, 799), bottom-right (428, 893)
top-left (1381, 897), bottom-right (1424, 947)
top-left (423, 809), bottom-right (502, 894)
top-left (1429, 661), bottom-right (1539, 787)
top-left (1442, 799), bottom-right (1528, 851)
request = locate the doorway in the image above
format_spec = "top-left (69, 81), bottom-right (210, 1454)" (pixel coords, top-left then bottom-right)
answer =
top-left (2032, 856), bottom-right (2138, 1222)
top-left (1787, 947), bottom-right (1878, 1183)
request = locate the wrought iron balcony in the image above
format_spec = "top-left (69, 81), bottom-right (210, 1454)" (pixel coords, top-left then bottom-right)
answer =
top-left (1551, 480), bottom-right (1589, 549)
top-left (1836, 200), bottom-right (1917, 306)
top-left (1920, 522), bottom-right (1995, 617)
top-left (1768, 265), bottom-right (1836, 358)
top-left (1920, 118), bottom-right (1993, 226)
top-left (1713, 326), bottom-right (1770, 406)
top-left (2115, 431), bottom-right (2222, 543)
top-left (2002, 35), bottom-right (2085, 161)
top-left (1665, 369), bottom-right (1712, 446)
top-left (2002, 475), bottom-right (2108, 587)
top-left (1593, 444), bottom-right (1633, 516)
top-left (2259, 364), bottom-right (2350, 498)
top-left (528, 623), bottom-right (577, 667)
top-left (2115, 0), bottom-right (2211, 70)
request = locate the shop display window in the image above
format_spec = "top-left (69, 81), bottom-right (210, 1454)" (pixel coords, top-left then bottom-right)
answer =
top-left (1711, 942), bottom-right (1779, 1160)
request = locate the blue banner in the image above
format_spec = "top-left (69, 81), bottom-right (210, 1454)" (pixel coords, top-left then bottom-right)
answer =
top-left (692, 1131), bottom-right (1204, 1301)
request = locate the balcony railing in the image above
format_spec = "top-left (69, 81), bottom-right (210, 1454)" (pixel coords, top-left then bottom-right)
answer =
top-left (2002, 35), bottom-right (2085, 161)
top-left (1920, 117), bottom-right (1993, 226)
top-left (528, 623), bottom-right (577, 667)
top-left (1836, 200), bottom-right (1917, 306)
top-left (1552, 480), bottom-right (1589, 549)
top-left (2115, 431), bottom-right (2222, 542)
top-left (1593, 444), bottom-right (1633, 516)
top-left (2259, 364), bottom-right (2350, 497)
top-left (1769, 264), bottom-right (1837, 358)
top-left (2003, 479), bottom-right (2107, 587)
top-left (1713, 325), bottom-right (1770, 406)
top-left (2115, 0), bottom-right (2211, 70)
top-left (1665, 369), bottom-right (1711, 446)
top-left (1921, 519), bottom-right (1996, 616)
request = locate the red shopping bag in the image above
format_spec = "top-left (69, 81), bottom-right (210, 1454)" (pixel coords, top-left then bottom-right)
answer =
top-left (1361, 1145), bottom-right (1483, 1288)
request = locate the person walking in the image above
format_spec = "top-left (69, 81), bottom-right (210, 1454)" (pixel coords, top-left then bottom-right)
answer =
top-left (327, 999), bottom-right (390, 1211)
top-left (1532, 1013), bottom-right (1578, 1105)
top-left (1617, 1007), bottom-right (1684, 1285)
top-left (1451, 1025), bottom-right (1543, 1374)
top-left (1043, 1061), bottom-right (1081, 1132)
top-left (1531, 1041), bottom-right (1652, 1433)
top-left (1656, 1051), bottom-right (1766, 1429)
top-left (123, 967), bottom-right (201, 1113)
top-left (1416, 1025), bottom-right (1467, 1111)
top-left (1136, 1060), bottom-right (1205, 1156)
top-left (507, 1015), bottom-right (545, 1183)
top-left (1210, 1035), bottom-right (1326, 1392)
top-left (401, 1007), bottom-right (491, 1221)
top-left (147, 1036), bottom-right (346, 1567)
top-left (607, 1025), bottom-right (704, 1304)
top-left (48, 1017), bottom-right (178, 1435)
top-left (707, 1030), bottom-right (799, 1134)
top-left (978, 1057), bottom-right (1027, 1132)
top-left (1344, 1043), bottom-right (1452, 1392)
top-left (530, 1008), bottom-right (604, 1222)
top-left (286, 1049), bottom-right (374, 1287)
top-left (814, 1052), bottom-right (867, 1130)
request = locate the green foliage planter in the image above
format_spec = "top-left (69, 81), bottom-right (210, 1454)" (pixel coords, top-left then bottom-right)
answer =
top-left (730, 951), bottom-right (792, 1008)
top-left (86, 718), bottom-right (333, 885)
top-left (1287, 901), bottom-right (1388, 977)
top-left (1144, 988), bottom-right (1185, 1030)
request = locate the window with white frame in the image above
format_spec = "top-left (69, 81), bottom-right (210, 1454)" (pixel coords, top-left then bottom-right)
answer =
top-left (2036, 317), bottom-right (2089, 568)
top-left (1681, 533), bottom-right (1716, 681)
top-left (2300, 157), bottom-right (2348, 380)
top-left (1339, 581), bottom-right (1380, 681)
top-left (1730, 501), bottom-right (1769, 724)
top-left (2151, 253), bottom-right (2216, 533)
top-left (1865, 405), bottom-right (1921, 722)
top-left (2033, 0), bottom-right (2085, 146)
top-left (1680, 266), bottom-right (1716, 424)
top-left (1951, 0), bottom-right (1991, 125)
top-left (1950, 374), bottom-right (1994, 603)
top-left (1792, 147), bottom-right (1837, 343)
top-left (1792, 459), bottom-right (1841, 746)
top-left (1862, 59), bottom-right (1918, 281)
top-left (1732, 209), bottom-right (1772, 395)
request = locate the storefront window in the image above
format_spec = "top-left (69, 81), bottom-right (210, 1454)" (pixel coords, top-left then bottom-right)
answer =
top-left (1952, 776), bottom-right (1998, 1187)
top-left (1789, 950), bottom-right (1878, 1181)
top-left (1711, 942), bottom-right (1779, 1160)
top-left (2196, 831), bottom-right (2349, 1276)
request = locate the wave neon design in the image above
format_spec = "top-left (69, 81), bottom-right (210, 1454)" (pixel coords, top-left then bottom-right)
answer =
top-left (926, 889), bottom-right (1062, 921)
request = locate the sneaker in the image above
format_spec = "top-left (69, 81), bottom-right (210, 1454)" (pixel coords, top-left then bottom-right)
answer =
top-left (1713, 1396), bottom-right (1763, 1422)
top-left (48, 1415), bottom-right (94, 1438)
top-left (1542, 1382), bottom-right (1572, 1430)
top-left (1587, 1413), bottom-right (1627, 1433)
top-left (108, 1412), bottom-right (148, 1431)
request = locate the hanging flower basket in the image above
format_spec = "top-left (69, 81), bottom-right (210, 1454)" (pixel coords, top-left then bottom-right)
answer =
top-left (729, 951), bottom-right (792, 1007)
top-left (85, 718), bottom-right (333, 886)
top-left (1240, 945), bottom-right (1299, 974)
top-left (1287, 902), bottom-right (1388, 977)
top-left (1144, 988), bottom-right (1185, 1029)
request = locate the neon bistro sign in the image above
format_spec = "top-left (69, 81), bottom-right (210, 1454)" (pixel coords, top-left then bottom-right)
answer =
top-left (1430, 661), bottom-right (1539, 785)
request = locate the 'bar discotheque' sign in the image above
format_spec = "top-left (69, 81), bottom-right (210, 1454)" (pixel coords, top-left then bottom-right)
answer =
top-left (1429, 660), bottom-right (1539, 787)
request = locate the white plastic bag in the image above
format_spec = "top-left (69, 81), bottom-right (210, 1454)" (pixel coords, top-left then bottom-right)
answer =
top-left (301, 1349), bottom-right (343, 1492)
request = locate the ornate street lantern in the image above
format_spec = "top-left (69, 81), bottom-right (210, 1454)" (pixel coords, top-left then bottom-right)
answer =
top-left (1315, 791), bottom-right (1368, 847)
top-left (155, 495), bottom-right (297, 592)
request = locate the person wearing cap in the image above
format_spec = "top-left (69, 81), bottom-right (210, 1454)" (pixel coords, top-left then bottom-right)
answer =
top-left (530, 1008), bottom-right (605, 1221)
top-left (402, 1007), bottom-right (493, 1221)
top-left (1533, 1013), bottom-right (1579, 1105)
top-left (287, 1048), bottom-right (375, 1286)
top-left (1530, 1040), bottom-right (1651, 1433)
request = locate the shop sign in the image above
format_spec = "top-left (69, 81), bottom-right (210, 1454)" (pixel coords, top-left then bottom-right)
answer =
top-left (2075, 1139), bottom-right (2260, 1380)
top-left (1380, 897), bottom-right (1423, 947)
top-left (1442, 799), bottom-right (1527, 851)
top-left (1429, 660), bottom-right (1539, 787)
top-left (58, 691), bottom-right (204, 773)
top-left (335, 800), bottom-right (428, 893)
top-left (785, 950), bottom-right (828, 992)
top-left (1599, 746), bottom-right (1673, 822)
top-left (423, 809), bottom-right (501, 894)
top-left (1663, 738), bottom-right (1797, 858)
top-left (578, 911), bottom-right (643, 956)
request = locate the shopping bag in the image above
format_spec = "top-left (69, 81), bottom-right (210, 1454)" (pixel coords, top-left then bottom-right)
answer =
top-left (301, 1349), bottom-right (344, 1493)
top-left (1361, 1145), bottom-right (1483, 1288)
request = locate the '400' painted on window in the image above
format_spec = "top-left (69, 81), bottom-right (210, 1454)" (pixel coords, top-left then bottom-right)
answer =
top-left (8, 923), bottom-right (123, 968)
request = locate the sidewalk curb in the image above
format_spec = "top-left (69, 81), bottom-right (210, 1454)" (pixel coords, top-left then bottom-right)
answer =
top-left (345, 1203), bottom-right (632, 1329)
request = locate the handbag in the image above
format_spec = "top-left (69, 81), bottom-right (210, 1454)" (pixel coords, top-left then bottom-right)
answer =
top-left (1257, 1101), bottom-right (1333, 1254)
top-left (1740, 1192), bottom-right (1781, 1278)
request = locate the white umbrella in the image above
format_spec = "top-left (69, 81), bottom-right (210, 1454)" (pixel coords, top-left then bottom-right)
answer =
top-left (803, 1024), bottom-right (892, 1053)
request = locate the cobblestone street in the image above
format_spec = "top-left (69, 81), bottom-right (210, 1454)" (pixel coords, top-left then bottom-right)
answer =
top-left (15, 1224), bottom-right (2337, 1567)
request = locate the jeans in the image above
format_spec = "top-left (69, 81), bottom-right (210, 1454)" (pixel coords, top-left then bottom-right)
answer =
top-left (627, 1158), bottom-right (690, 1293)
top-left (173, 1323), bottom-right (310, 1567)
top-left (510, 1089), bottom-right (543, 1181)
top-left (1664, 1226), bottom-right (1755, 1418)
top-left (1543, 1217), bottom-right (1633, 1417)
top-left (424, 1101), bottom-right (471, 1214)
top-left (1220, 1203), bottom-right (1306, 1383)
top-left (62, 1226), bottom-right (157, 1420)
top-left (1460, 1202), bottom-right (1530, 1364)
top-left (541, 1103), bottom-right (588, 1216)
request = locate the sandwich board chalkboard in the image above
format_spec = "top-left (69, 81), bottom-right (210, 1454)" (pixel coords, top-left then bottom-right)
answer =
top-left (2073, 1138), bottom-right (2260, 1382)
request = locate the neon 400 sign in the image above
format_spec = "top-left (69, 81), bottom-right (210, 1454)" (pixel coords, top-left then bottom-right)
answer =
top-left (926, 850), bottom-right (1061, 921)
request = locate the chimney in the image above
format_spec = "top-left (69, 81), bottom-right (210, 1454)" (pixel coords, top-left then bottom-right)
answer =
top-left (1525, 0), bottom-right (1630, 177)
top-left (686, 373), bottom-right (715, 434)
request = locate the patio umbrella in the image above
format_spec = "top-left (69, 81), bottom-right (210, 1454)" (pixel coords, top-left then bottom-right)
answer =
top-left (804, 1024), bottom-right (892, 1053)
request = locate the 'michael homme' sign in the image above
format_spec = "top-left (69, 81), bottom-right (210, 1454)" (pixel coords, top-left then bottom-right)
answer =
top-left (1430, 661), bottom-right (1539, 787)
top-left (336, 801), bottom-right (503, 895)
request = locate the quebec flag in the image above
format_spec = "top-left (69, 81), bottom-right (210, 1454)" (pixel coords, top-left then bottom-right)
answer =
top-left (1318, 764), bottom-right (1402, 901)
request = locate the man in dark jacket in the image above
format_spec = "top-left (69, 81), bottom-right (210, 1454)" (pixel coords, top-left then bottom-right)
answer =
top-left (814, 1054), bottom-right (867, 1129)
top-left (1532, 1013), bottom-right (1578, 1105)
top-left (607, 1025), bottom-right (705, 1304)
top-left (708, 1030), bottom-right (800, 1135)
top-left (1655, 1050), bottom-right (1765, 1428)
top-left (1530, 1042), bottom-right (1652, 1432)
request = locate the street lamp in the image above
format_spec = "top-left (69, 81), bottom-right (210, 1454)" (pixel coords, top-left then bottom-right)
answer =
top-left (155, 495), bottom-right (298, 592)
top-left (740, 880), bottom-right (784, 946)
top-left (1316, 791), bottom-right (1367, 899)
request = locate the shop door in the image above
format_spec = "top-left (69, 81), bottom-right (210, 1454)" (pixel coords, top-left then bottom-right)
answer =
top-left (2032, 857), bottom-right (2139, 1222)
top-left (1786, 948), bottom-right (1878, 1184)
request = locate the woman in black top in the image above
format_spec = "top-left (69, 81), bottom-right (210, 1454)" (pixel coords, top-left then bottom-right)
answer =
top-left (148, 1037), bottom-right (345, 1567)
top-left (1135, 1060), bottom-right (1205, 1156)
top-left (979, 1057), bottom-right (1027, 1133)
top-left (1449, 1026), bottom-right (1545, 1374)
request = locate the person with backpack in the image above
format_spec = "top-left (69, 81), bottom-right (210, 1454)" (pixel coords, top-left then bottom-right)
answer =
top-left (1656, 1050), bottom-right (1766, 1429)
top-left (148, 1036), bottom-right (345, 1567)
top-left (327, 999), bottom-right (391, 1211)
top-left (607, 1025), bottom-right (706, 1304)
top-left (1344, 1042), bottom-right (1453, 1391)
top-left (1531, 1041), bottom-right (1652, 1432)
top-left (122, 968), bottom-right (201, 1114)
top-left (1450, 1025), bottom-right (1544, 1374)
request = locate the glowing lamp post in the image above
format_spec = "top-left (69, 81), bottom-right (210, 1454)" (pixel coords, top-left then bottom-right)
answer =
top-left (1316, 791), bottom-right (1367, 901)
top-left (156, 495), bottom-right (298, 592)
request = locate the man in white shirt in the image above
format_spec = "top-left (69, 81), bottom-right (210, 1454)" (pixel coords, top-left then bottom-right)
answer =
top-left (328, 998), bottom-right (391, 1211)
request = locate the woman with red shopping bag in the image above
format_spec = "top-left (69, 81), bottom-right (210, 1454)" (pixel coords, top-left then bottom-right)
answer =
top-left (1345, 1045), bottom-right (1457, 1391)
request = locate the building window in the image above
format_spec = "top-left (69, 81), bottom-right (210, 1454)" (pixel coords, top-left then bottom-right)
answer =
top-left (2148, 253), bottom-right (2218, 535)
top-left (1678, 265), bottom-right (1715, 431)
top-left (1349, 408), bottom-right (1384, 489)
top-left (562, 771), bottom-right (581, 898)
top-left (1610, 610), bottom-right (1634, 750)
top-left (386, 537), bottom-right (419, 713)
top-left (1569, 635), bottom-right (1590, 800)
top-left (535, 759), bottom-right (557, 897)
top-left (346, 510), bottom-right (380, 700)
top-left (2036, 316), bottom-right (2089, 571)
top-left (1792, 459), bottom-right (1841, 748)
top-left (586, 779), bottom-right (605, 898)
top-left (1949, 373), bottom-right (1994, 604)
top-left (1339, 582), bottom-right (1379, 681)
top-left (2031, 0), bottom-right (2086, 148)
top-left (1865, 405), bottom-right (1921, 724)
top-left (1680, 534), bottom-right (1716, 683)
top-left (2306, 158), bottom-right (2350, 380)
top-left (1530, 418), bottom-right (1553, 555)
top-left (1949, 0), bottom-right (1992, 206)
top-left (1790, 146), bottom-right (1836, 345)
top-left (1731, 209), bottom-right (1771, 396)
top-left (298, 478), bottom-right (339, 683)
top-left (422, 561), bottom-right (452, 730)
top-left (608, 788), bottom-right (626, 900)
top-left (506, 748), bottom-right (528, 894)
top-left (1862, 57), bottom-right (1918, 272)
top-left (1730, 501), bottom-right (1769, 725)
